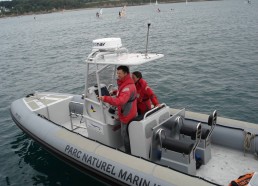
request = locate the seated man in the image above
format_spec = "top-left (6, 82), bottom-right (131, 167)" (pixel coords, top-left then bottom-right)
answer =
top-left (132, 71), bottom-right (160, 115)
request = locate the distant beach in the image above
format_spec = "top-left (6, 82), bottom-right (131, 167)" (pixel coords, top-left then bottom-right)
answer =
top-left (0, 0), bottom-right (215, 18)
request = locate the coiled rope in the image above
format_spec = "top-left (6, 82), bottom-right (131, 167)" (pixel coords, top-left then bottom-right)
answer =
top-left (243, 131), bottom-right (256, 157)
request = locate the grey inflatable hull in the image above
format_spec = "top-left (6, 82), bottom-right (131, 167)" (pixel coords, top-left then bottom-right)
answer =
top-left (10, 94), bottom-right (258, 186)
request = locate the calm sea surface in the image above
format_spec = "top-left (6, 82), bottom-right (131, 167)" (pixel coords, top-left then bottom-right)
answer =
top-left (1, 0), bottom-right (258, 185)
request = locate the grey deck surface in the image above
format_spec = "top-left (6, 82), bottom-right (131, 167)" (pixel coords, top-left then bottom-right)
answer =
top-left (197, 144), bottom-right (258, 185)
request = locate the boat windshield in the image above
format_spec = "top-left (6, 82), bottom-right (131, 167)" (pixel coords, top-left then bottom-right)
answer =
top-left (87, 65), bottom-right (114, 87)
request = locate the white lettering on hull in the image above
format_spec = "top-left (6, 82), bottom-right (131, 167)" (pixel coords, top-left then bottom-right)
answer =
top-left (64, 144), bottom-right (162, 186)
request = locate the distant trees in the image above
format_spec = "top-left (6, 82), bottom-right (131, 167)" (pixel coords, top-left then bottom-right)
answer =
top-left (0, 0), bottom-right (89, 15)
top-left (0, 0), bottom-right (157, 16)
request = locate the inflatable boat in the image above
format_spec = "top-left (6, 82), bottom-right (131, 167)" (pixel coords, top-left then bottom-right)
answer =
top-left (10, 38), bottom-right (258, 186)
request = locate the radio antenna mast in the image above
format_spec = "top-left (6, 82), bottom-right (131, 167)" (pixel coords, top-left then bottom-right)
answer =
top-left (145, 23), bottom-right (151, 58)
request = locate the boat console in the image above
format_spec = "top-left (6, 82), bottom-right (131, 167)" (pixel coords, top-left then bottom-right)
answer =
top-left (79, 37), bottom-right (164, 150)
top-left (83, 83), bottom-right (122, 148)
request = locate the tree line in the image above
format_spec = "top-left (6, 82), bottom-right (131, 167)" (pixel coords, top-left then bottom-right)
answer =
top-left (0, 0), bottom-right (156, 16)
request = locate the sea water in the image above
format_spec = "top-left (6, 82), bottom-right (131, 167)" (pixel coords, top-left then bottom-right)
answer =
top-left (0, 0), bottom-right (258, 185)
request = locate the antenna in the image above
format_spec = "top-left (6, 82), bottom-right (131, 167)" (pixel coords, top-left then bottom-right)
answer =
top-left (145, 22), bottom-right (151, 58)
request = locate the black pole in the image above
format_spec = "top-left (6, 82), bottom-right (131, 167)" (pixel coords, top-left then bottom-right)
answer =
top-left (145, 23), bottom-right (151, 58)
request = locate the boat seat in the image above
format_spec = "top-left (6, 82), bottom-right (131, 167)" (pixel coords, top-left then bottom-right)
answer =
top-left (158, 122), bottom-right (202, 175)
top-left (127, 104), bottom-right (167, 134)
top-left (69, 95), bottom-right (85, 130)
top-left (128, 105), bottom-right (166, 125)
top-left (130, 114), bottom-right (144, 122)
top-left (126, 114), bottom-right (144, 135)
top-left (69, 96), bottom-right (84, 115)
top-left (179, 110), bottom-right (217, 165)
top-left (128, 104), bottom-right (170, 159)
top-left (69, 102), bottom-right (83, 116)
top-left (162, 137), bottom-right (194, 154)
top-left (179, 110), bottom-right (217, 140)
top-left (180, 126), bottom-right (210, 140)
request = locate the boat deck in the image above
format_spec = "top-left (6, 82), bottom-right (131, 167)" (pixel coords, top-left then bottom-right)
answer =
top-left (62, 118), bottom-right (258, 185)
top-left (61, 117), bottom-right (258, 186)
top-left (197, 144), bottom-right (258, 185)
top-left (64, 123), bottom-right (258, 185)
top-left (63, 118), bottom-right (88, 137)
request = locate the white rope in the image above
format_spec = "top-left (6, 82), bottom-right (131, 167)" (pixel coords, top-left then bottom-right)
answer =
top-left (243, 131), bottom-right (255, 156)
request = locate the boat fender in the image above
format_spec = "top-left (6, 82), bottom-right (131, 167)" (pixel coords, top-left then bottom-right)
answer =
top-left (229, 172), bottom-right (254, 186)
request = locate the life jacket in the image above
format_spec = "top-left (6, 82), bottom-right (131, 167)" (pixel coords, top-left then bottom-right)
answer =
top-left (135, 78), bottom-right (159, 115)
top-left (103, 74), bottom-right (137, 124)
top-left (229, 172), bottom-right (254, 186)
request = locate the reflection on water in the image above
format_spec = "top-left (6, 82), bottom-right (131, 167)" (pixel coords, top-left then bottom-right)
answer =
top-left (9, 132), bottom-right (106, 186)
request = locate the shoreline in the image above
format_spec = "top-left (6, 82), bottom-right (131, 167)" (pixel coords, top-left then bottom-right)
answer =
top-left (0, 0), bottom-right (215, 19)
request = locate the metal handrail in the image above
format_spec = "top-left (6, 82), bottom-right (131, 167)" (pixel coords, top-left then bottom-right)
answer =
top-left (143, 103), bottom-right (166, 120)
top-left (208, 110), bottom-right (217, 138)
top-left (155, 128), bottom-right (165, 148)
top-left (69, 101), bottom-right (84, 105)
top-left (84, 98), bottom-right (100, 106)
top-left (175, 116), bottom-right (184, 125)
top-left (175, 115), bottom-right (184, 133)
top-left (192, 122), bottom-right (202, 159)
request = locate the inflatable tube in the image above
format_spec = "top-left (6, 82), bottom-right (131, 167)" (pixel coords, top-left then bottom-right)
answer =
top-left (11, 98), bottom-right (215, 186)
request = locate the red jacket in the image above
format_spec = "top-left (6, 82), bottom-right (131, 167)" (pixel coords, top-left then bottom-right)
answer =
top-left (103, 74), bottom-right (137, 124)
top-left (135, 78), bottom-right (159, 115)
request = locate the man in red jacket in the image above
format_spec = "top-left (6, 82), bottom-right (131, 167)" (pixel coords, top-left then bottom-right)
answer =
top-left (132, 71), bottom-right (160, 115)
top-left (98, 66), bottom-right (137, 154)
